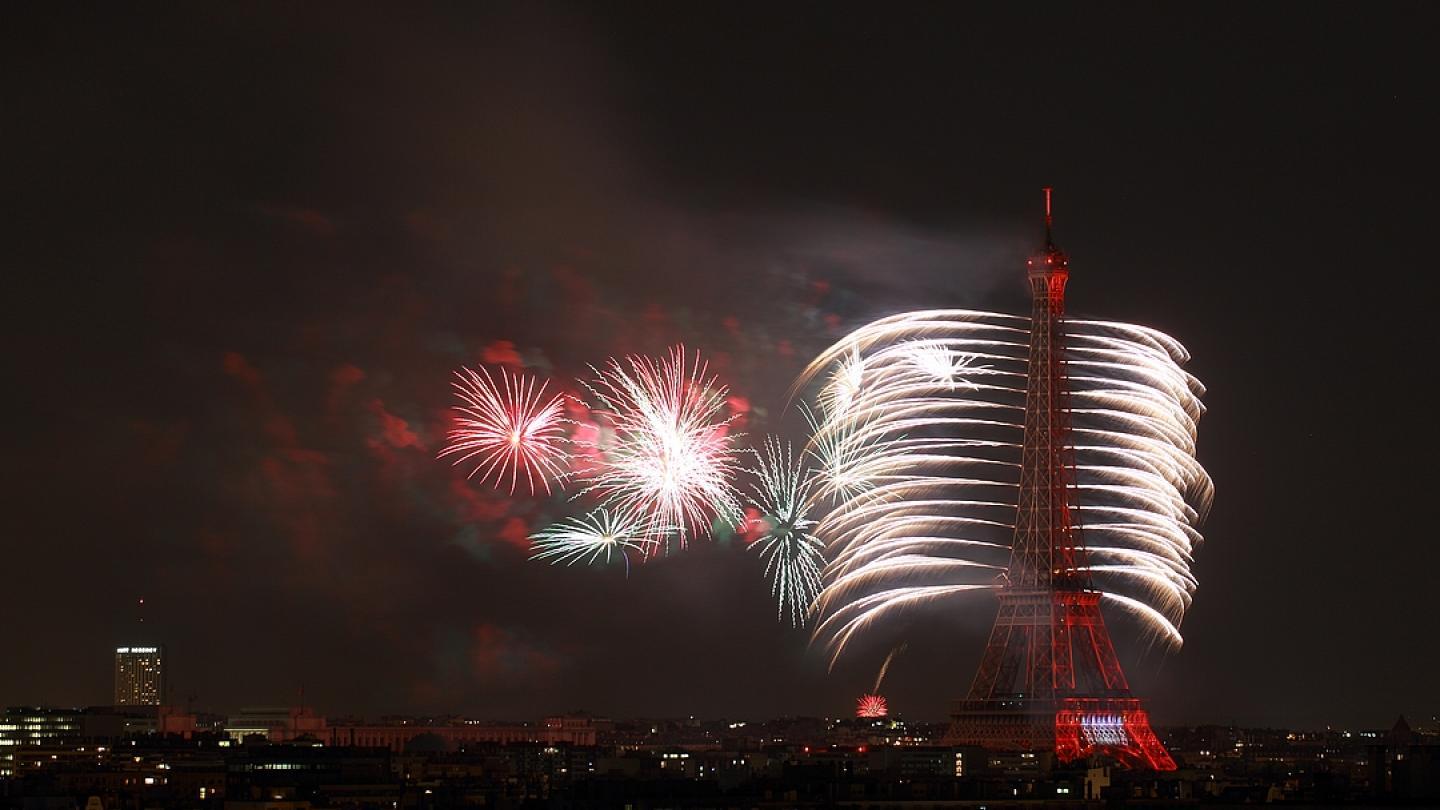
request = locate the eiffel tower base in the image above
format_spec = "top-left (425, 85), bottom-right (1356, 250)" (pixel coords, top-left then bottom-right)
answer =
top-left (945, 696), bottom-right (1176, 771)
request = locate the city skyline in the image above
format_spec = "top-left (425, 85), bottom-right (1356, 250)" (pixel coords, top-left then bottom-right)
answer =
top-left (6, 691), bottom-right (1436, 738)
top-left (9, 636), bottom-right (1431, 732)
top-left (6, 3), bottom-right (1437, 734)
top-left (6, 704), bottom-right (1432, 805)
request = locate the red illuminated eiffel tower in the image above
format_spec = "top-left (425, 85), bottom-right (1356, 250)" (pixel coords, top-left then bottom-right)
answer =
top-left (943, 189), bottom-right (1175, 770)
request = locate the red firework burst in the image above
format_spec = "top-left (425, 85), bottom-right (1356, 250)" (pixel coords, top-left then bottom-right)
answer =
top-left (856, 694), bottom-right (888, 718)
top-left (439, 366), bottom-right (568, 495)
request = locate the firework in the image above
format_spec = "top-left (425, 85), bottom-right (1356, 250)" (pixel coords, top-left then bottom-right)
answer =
top-left (529, 508), bottom-right (659, 574)
top-left (744, 437), bottom-right (825, 627)
top-left (901, 339), bottom-right (992, 389)
top-left (872, 643), bottom-right (907, 693)
top-left (800, 403), bottom-right (891, 507)
top-left (856, 693), bottom-right (889, 718)
top-left (819, 348), bottom-right (865, 419)
top-left (575, 346), bottom-right (744, 553)
top-left (799, 310), bottom-right (1213, 662)
top-left (440, 366), bottom-right (568, 496)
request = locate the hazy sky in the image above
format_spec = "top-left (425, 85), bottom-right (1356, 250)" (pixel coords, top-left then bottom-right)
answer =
top-left (6, 3), bottom-right (1435, 729)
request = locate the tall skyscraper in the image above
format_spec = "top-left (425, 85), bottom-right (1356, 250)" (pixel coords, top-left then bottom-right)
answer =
top-left (114, 645), bottom-right (164, 706)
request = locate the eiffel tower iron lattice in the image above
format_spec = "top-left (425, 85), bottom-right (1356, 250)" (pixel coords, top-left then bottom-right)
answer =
top-left (942, 189), bottom-right (1176, 771)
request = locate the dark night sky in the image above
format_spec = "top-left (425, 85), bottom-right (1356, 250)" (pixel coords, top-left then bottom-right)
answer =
top-left (6, 4), bottom-right (1436, 728)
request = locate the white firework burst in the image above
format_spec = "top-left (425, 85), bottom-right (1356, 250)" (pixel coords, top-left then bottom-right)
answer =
top-left (529, 508), bottom-right (661, 574)
top-left (574, 346), bottom-right (744, 554)
top-left (745, 437), bottom-right (825, 627)
top-left (900, 339), bottom-right (994, 389)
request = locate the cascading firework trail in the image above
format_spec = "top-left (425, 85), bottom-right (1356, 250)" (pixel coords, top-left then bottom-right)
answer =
top-left (528, 508), bottom-right (660, 575)
top-left (744, 437), bottom-right (825, 627)
top-left (796, 309), bottom-right (1213, 662)
top-left (801, 403), bottom-right (897, 507)
top-left (574, 346), bottom-right (744, 555)
top-left (819, 348), bottom-right (865, 419)
top-left (439, 365), bottom-right (569, 496)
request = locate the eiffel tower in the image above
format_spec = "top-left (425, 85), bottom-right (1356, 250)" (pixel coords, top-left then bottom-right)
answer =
top-left (943, 189), bottom-right (1175, 770)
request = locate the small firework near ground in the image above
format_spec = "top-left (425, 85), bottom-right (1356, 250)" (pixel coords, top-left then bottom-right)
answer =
top-left (856, 693), bottom-right (889, 718)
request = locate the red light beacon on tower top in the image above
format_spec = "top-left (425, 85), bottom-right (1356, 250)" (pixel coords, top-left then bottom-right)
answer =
top-left (1027, 187), bottom-right (1070, 301)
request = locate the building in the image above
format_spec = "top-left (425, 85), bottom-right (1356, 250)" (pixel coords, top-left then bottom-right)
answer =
top-left (0, 707), bottom-right (134, 777)
top-left (224, 707), bottom-right (329, 743)
top-left (868, 746), bottom-right (977, 778)
top-left (113, 645), bottom-right (164, 706)
top-left (0, 707), bottom-right (82, 777)
top-left (328, 714), bottom-right (598, 751)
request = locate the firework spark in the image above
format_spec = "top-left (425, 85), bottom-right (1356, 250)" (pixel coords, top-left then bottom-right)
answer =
top-left (800, 403), bottom-right (894, 508)
top-left (575, 346), bottom-right (744, 553)
top-left (819, 348), bottom-right (865, 419)
top-left (440, 366), bottom-right (568, 496)
top-left (529, 508), bottom-right (659, 574)
top-left (798, 310), bottom-right (1213, 662)
top-left (901, 339), bottom-right (993, 389)
top-left (744, 437), bottom-right (825, 627)
top-left (872, 643), bottom-right (907, 693)
top-left (856, 693), bottom-right (889, 718)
